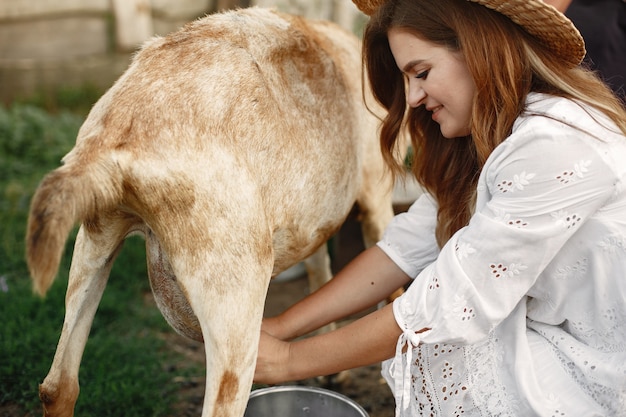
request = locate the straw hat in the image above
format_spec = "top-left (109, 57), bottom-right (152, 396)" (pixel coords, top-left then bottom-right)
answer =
top-left (352, 0), bottom-right (586, 68)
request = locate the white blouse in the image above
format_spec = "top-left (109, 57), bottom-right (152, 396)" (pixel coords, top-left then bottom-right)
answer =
top-left (377, 93), bottom-right (626, 416)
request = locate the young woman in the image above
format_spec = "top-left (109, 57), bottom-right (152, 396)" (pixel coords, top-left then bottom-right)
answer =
top-left (254, 0), bottom-right (626, 415)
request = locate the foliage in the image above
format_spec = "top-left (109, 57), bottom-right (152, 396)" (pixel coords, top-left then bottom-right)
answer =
top-left (0, 104), bottom-right (81, 272)
top-left (13, 83), bottom-right (103, 116)
top-left (0, 100), bottom-right (203, 416)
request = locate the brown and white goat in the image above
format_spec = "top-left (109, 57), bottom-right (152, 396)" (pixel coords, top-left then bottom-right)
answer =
top-left (25, 7), bottom-right (394, 417)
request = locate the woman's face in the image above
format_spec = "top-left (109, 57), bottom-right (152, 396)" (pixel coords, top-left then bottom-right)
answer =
top-left (388, 28), bottom-right (475, 138)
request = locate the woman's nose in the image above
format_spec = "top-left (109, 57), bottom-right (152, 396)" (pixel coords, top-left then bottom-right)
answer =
top-left (407, 83), bottom-right (426, 108)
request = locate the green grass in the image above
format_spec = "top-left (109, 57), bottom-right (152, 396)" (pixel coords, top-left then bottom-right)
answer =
top-left (0, 99), bottom-right (204, 416)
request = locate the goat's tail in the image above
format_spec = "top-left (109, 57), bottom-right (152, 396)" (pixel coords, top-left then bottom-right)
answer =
top-left (26, 157), bottom-right (123, 296)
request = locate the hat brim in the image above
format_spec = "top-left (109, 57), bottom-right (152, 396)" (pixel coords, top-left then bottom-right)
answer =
top-left (352, 0), bottom-right (585, 67)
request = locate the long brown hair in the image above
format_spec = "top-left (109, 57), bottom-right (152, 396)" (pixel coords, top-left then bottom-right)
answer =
top-left (363, 0), bottom-right (626, 247)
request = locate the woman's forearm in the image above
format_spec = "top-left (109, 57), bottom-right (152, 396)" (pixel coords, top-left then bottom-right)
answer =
top-left (287, 303), bottom-right (401, 379)
top-left (267, 246), bottom-right (411, 340)
top-left (256, 302), bottom-right (402, 384)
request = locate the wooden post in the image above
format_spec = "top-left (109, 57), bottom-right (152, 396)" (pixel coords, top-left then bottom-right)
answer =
top-left (111, 0), bottom-right (154, 51)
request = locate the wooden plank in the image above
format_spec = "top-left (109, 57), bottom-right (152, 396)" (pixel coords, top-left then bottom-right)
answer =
top-left (0, 0), bottom-right (109, 19)
top-left (0, 17), bottom-right (108, 61)
top-left (151, 0), bottom-right (212, 20)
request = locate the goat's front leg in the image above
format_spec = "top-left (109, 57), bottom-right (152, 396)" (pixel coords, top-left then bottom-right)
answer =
top-left (39, 225), bottom-right (123, 417)
top-left (303, 244), bottom-right (335, 335)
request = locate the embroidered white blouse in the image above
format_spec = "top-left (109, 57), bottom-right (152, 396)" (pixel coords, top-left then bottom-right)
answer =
top-left (377, 93), bottom-right (626, 417)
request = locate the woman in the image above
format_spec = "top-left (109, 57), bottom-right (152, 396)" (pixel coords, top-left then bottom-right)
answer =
top-left (255, 0), bottom-right (626, 415)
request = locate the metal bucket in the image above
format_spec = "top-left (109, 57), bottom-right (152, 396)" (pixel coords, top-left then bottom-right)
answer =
top-left (244, 386), bottom-right (369, 417)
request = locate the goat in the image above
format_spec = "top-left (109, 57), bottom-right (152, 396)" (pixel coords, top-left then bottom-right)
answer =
top-left (26, 7), bottom-right (394, 417)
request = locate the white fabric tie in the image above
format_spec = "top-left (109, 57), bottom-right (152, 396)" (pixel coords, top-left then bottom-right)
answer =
top-left (388, 327), bottom-right (422, 416)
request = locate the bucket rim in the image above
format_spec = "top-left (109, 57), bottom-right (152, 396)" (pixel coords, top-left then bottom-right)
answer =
top-left (248, 385), bottom-right (369, 416)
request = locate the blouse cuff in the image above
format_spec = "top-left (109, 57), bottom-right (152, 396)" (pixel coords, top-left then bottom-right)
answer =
top-left (388, 298), bottom-right (430, 415)
top-left (376, 240), bottom-right (421, 278)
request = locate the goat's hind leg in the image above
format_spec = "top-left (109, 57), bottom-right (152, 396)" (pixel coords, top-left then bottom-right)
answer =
top-left (39, 219), bottom-right (129, 417)
top-left (164, 220), bottom-right (274, 417)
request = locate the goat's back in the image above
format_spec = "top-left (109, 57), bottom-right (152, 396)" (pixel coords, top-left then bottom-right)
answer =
top-left (77, 7), bottom-right (367, 212)
top-left (27, 7), bottom-right (381, 292)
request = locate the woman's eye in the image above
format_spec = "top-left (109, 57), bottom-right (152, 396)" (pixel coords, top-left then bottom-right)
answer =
top-left (416, 70), bottom-right (429, 79)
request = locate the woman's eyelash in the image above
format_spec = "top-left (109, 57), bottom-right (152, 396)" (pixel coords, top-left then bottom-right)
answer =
top-left (416, 70), bottom-right (429, 79)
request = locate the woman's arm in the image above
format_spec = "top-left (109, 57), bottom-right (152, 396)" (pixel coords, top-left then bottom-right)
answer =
top-left (263, 245), bottom-right (411, 340)
top-left (255, 302), bottom-right (403, 384)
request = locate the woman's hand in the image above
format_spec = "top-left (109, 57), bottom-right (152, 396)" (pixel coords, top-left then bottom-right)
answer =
top-left (254, 330), bottom-right (292, 384)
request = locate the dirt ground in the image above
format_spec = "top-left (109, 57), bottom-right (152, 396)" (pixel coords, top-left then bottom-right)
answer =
top-left (169, 208), bottom-right (398, 417)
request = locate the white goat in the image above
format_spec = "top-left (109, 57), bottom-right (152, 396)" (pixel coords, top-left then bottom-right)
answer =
top-left (26, 7), bottom-right (393, 417)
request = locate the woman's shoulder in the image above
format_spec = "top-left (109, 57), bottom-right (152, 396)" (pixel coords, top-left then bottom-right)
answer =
top-left (487, 93), bottom-right (626, 180)
top-left (511, 92), bottom-right (623, 143)
top-left (515, 93), bottom-right (595, 129)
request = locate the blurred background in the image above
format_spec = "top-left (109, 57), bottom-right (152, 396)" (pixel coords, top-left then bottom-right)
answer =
top-left (0, 0), bottom-right (366, 105)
